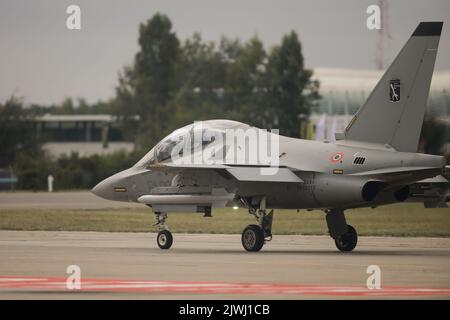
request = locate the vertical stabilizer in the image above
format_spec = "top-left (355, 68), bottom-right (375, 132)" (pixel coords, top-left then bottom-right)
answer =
top-left (343, 22), bottom-right (443, 152)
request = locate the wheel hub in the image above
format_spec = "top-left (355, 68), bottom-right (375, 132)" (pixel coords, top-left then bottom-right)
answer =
top-left (159, 234), bottom-right (167, 245)
top-left (243, 230), bottom-right (256, 248)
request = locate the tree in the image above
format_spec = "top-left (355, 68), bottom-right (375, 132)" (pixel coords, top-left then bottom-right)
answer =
top-left (115, 13), bottom-right (180, 147)
top-left (420, 115), bottom-right (446, 155)
top-left (171, 33), bottom-right (227, 126)
top-left (134, 13), bottom-right (180, 109)
top-left (266, 31), bottom-right (320, 137)
top-left (223, 36), bottom-right (267, 126)
top-left (113, 16), bottom-right (320, 144)
top-left (0, 96), bottom-right (39, 167)
top-left (172, 35), bottom-right (269, 128)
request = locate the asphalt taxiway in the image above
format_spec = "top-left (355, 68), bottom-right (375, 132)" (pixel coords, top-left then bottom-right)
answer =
top-left (0, 231), bottom-right (449, 299)
top-left (0, 191), bottom-right (140, 210)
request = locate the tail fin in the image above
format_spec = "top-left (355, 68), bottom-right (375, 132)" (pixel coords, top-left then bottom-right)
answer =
top-left (343, 22), bottom-right (443, 152)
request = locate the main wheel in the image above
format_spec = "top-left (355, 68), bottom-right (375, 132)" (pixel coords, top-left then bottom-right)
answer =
top-left (157, 230), bottom-right (173, 249)
top-left (241, 224), bottom-right (265, 252)
top-left (334, 224), bottom-right (358, 252)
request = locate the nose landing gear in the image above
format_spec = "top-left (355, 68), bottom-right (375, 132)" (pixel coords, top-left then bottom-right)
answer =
top-left (154, 212), bottom-right (173, 250)
top-left (241, 197), bottom-right (273, 252)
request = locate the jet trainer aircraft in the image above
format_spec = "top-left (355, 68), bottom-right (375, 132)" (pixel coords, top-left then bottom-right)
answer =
top-left (93, 22), bottom-right (449, 252)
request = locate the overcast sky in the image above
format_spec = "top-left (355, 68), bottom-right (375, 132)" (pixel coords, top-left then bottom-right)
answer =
top-left (1, 0), bottom-right (449, 105)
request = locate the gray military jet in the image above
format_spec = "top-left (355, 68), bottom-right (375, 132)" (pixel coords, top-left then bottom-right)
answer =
top-left (93, 22), bottom-right (449, 252)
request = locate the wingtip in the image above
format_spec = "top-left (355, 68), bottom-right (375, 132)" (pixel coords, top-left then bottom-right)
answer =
top-left (412, 21), bottom-right (443, 37)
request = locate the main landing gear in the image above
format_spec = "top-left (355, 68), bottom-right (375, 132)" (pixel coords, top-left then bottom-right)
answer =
top-left (152, 205), bottom-right (357, 252)
top-left (241, 197), bottom-right (273, 252)
top-left (154, 212), bottom-right (173, 249)
top-left (325, 209), bottom-right (358, 252)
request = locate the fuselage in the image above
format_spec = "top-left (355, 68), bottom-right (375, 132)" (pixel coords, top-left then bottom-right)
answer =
top-left (92, 124), bottom-right (445, 211)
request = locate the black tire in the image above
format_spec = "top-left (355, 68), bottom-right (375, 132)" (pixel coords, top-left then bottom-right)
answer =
top-left (241, 224), bottom-right (265, 252)
top-left (157, 230), bottom-right (173, 249)
top-left (334, 224), bottom-right (358, 252)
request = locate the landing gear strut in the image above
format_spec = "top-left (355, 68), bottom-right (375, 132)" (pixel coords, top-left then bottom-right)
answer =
top-left (325, 209), bottom-right (358, 252)
top-left (154, 212), bottom-right (173, 250)
top-left (241, 197), bottom-right (273, 252)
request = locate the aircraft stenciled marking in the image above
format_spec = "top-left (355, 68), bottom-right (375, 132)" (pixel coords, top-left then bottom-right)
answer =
top-left (330, 152), bottom-right (344, 163)
top-left (1, 276), bottom-right (450, 297)
top-left (390, 84), bottom-right (399, 101)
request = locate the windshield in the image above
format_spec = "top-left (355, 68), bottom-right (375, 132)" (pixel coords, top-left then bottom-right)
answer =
top-left (134, 120), bottom-right (249, 168)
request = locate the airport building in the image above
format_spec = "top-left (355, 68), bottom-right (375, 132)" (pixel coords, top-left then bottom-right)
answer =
top-left (33, 114), bottom-right (135, 158)
top-left (313, 68), bottom-right (450, 116)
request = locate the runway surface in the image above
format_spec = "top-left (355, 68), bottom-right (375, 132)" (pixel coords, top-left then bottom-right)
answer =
top-left (0, 231), bottom-right (450, 299)
top-left (0, 191), bottom-right (140, 209)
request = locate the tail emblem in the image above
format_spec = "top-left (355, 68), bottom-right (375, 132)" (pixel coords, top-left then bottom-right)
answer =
top-left (389, 79), bottom-right (401, 102)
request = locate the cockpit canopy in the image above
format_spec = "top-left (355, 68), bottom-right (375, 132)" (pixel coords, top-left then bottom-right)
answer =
top-left (135, 120), bottom-right (250, 167)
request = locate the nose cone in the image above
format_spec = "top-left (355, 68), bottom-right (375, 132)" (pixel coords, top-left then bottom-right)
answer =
top-left (91, 170), bottom-right (131, 201)
top-left (91, 178), bottom-right (114, 201)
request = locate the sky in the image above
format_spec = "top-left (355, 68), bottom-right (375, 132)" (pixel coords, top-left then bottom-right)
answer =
top-left (1, 0), bottom-right (449, 105)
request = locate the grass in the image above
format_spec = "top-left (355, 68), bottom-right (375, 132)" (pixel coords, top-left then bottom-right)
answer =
top-left (0, 203), bottom-right (449, 237)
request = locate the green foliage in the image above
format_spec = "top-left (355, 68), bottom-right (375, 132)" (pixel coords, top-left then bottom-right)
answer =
top-left (13, 150), bottom-right (143, 191)
top-left (115, 13), bottom-right (180, 147)
top-left (420, 115), bottom-right (447, 155)
top-left (114, 13), bottom-right (320, 147)
top-left (14, 148), bottom-right (53, 190)
top-left (0, 97), bottom-right (40, 167)
top-left (265, 32), bottom-right (320, 136)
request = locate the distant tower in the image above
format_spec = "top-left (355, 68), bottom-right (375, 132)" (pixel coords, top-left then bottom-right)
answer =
top-left (375, 0), bottom-right (391, 70)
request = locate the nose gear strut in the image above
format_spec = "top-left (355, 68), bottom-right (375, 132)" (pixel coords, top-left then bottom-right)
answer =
top-left (241, 196), bottom-right (273, 252)
top-left (153, 212), bottom-right (173, 249)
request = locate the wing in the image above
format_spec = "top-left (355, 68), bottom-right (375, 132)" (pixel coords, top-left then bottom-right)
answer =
top-left (148, 163), bottom-right (303, 183)
top-left (407, 175), bottom-right (450, 208)
top-left (350, 166), bottom-right (443, 185)
top-left (142, 163), bottom-right (303, 212)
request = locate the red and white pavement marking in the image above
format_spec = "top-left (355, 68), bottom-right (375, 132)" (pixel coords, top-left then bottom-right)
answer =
top-left (1, 276), bottom-right (450, 297)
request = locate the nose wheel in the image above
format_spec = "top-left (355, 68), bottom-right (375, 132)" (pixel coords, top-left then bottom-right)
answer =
top-left (157, 229), bottom-right (173, 249)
